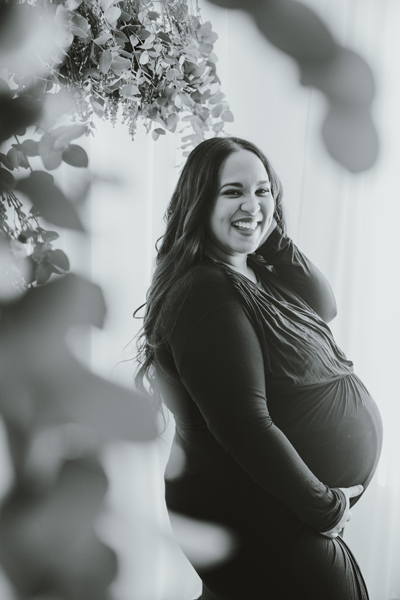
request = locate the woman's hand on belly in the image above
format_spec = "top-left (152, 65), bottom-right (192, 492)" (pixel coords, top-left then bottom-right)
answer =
top-left (320, 485), bottom-right (363, 539)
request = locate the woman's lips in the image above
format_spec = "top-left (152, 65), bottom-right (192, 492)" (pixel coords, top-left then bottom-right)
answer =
top-left (231, 219), bottom-right (261, 232)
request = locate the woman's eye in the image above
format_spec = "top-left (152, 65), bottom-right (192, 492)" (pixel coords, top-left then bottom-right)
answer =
top-left (224, 190), bottom-right (241, 196)
top-left (258, 188), bottom-right (271, 195)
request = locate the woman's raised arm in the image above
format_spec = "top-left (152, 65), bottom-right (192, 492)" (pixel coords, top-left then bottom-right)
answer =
top-left (256, 222), bottom-right (337, 323)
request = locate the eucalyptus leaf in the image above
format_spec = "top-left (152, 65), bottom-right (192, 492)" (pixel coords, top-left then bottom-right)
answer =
top-left (65, 0), bottom-right (82, 9)
top-left (119, 49), bottom-right (133, 58)
top-left (137, 29), bottom-right (151, 40)
top-left (14, 139), bottom-right (39, 157)
top-left (191, 90), bottom-right (202, 103)
top-left (166, 68), bottom-right (179, 81)
top-left (166, 113), bottom-right (178, 131)
top-left (0, 167), bottom-right (14, 186)
top-left (93, 32), bottom-right (112, 45)
top-left (212, 121), bottom-right (225, 132)
top-left (99, 50), bottom-right (112, 74)
top-left (211, 103), bottom-right (223, 118)
top-left (209, 91), bottom-right (226, 105)
top-left (199, 42), bottom-right (213, 54)
top-left (0, 152), bottom-right (14, 170)
top-left (38, 134), bottom-right (64, 170)
top-left (221, 109), bottom-right (234, 122)
top-left (41, 230), bottom-right (60, 242)
top-left (16, 149), bottom-right (30, 169)
top-left (111, 56), bottom-right (131, 73)
top-left (71, 13), bottom-right (89, 31)
top-left (120, 84), bottom-right (139, 97)
top-left (6, 147), bottom-right (20, 170)
top-left (16, 172), bottom-right (84, 231)
top-left (55, 27), bottom-right (74, 48)
top-left (52, 124), bottom-right (88, 144)
top-left (104, 6), bottom-right (121, 24)
top-left (129, 35), bottom-right (139, 47)
top-left (115, 30), bottom-right (129, 43)
top-left (70, 25), bottom-right (89, 39)
top-left (35, 262), bottom-right (54, 285)
top-left (54, 5), bottom-right (74, 25)
top-left (90, 98), bottom-right (105, 117)
top-left (48, 248), bottom-right (70, 273)
top-left (62, 145), bottom-right (89, 168)
top-left (199, 21), bottom-right (212, 35)
top-left (99, 0), bottom-right (113, 11)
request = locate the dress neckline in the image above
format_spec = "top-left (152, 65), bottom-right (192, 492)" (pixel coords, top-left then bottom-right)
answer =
top-left (208, 258), bottom-right (262, 287)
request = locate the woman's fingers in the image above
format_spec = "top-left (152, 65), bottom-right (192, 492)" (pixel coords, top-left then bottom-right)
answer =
top-left (320, 531), bottom-right (339, 539)
top-left (320, 485), bottom-right (363, 539)
top-left (340, 484), bottom-right (364, 499)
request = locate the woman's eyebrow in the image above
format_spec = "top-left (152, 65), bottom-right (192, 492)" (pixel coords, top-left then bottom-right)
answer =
top-left (220, 182), bottom-right (243, 189)
top-left (220, 180), bottom-right (270, 190)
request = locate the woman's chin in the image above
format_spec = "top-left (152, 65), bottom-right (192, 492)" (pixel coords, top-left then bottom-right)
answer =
top-left (231, 233), bottom-right (261, 253)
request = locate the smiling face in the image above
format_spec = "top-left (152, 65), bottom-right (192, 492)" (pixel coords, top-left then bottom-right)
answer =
top-left (207, 149), bottom-right (275, 268)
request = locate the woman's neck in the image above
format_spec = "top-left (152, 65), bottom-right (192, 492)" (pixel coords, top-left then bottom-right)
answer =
top-left (205, 245), bottom-right (258, 284)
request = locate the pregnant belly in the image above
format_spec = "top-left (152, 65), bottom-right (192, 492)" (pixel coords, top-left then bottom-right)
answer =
top-left (268, 373), bottom-right (383, 491)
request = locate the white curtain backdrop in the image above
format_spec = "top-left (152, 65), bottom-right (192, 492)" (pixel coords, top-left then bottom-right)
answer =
top-left (0, 1), bottom-right (397, 599)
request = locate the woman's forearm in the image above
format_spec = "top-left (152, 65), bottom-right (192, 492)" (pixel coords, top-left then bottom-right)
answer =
top-left (256, 226), bottom-right (337, 323)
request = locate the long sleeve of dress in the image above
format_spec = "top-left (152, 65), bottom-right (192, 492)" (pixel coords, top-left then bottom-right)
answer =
top-left (256, 226), bottom-right (337, 322)
top-left (164, 269), bottom-right (346, 532)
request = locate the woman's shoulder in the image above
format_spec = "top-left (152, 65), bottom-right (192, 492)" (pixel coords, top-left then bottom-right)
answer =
top-left (173, 260), bottom-right (237, 305)
top-left (162, 260), bottom-right (241, 333)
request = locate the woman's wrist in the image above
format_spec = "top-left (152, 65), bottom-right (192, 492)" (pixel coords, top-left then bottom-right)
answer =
top-left (257, 218), bottom-right (278, 249)
top-left (319, 487), bottom-right (347, 535)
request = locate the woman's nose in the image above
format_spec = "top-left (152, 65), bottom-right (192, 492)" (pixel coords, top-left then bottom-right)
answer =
top-left (240, 194), bottom-right (260, 214)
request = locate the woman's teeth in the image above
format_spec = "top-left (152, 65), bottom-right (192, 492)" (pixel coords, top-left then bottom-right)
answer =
top-left (232, 221), bottom-right (259, 231)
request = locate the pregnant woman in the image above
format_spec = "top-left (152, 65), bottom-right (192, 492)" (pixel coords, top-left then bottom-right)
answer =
top-left (135, 137), bottom-right (383, 599)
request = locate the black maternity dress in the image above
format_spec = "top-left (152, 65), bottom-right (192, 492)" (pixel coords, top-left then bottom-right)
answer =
top-left (155, 226), bottom-right (383, 600)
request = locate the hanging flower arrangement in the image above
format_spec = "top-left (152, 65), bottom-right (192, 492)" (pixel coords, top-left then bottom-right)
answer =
top-left (52, 0), bottom-right (233, 153)
top-left (0, 0), bottom-right (233, 291)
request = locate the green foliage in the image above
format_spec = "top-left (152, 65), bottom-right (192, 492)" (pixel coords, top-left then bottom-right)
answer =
top-left (0, 75), bottom-right (89, 289)
top-left (0, 0), bottom-right (232, 292)
top-left (53, 0), bottom-right (232, 151)
top-left (207, 0), bottom-right (378, 172)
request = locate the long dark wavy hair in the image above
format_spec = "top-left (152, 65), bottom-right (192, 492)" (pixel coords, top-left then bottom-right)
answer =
top-left (134, 136), bottom-right (286, 418)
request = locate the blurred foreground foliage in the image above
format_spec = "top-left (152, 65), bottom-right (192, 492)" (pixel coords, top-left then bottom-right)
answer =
top-left (0, 273), bottom-right (157, 599)
top-left (0, 3), bottom-right (159, 599)
top-left (208, 0), bottom-right (379, 173)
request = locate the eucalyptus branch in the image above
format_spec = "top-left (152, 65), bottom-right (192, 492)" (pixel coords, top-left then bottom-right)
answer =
top-left (14, 135), bottom-right (34, 173)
